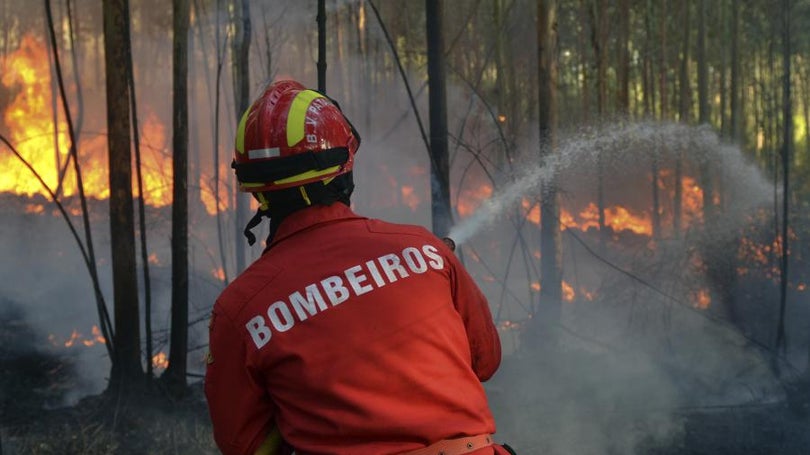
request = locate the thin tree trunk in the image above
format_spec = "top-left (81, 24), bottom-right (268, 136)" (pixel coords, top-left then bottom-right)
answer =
top-left (232, 0), bottom-right (251, 271)
top-left (213, 0), bottom-right (230, 283)
top-left (535, 0), bottom-right (562, 343)
top-left (164, 0), bottom-right (190, 396)
top-left (102, 0), bottom-right (142, 392)
top-left (775, 0), bottom-right (791, 357)
top-left (616, 0), bottom-right (630, 114)
top-left (426, 0), bottom-right (452, 238)
top-left (46, 18), bottom-right (61, 187)
top-left (800, 61), bottom-right (810, 159)
top-left (123, 0), bottom-right (153, 380)
top-left (675, 0), bottom-right (691, 236)
top-left (42, 1), bottom-right (115, 364)
top-left (66, 0), bottom-right (84, 141)
top-left (579, 0), bottom-right (590, 122)
top-left (318, 0), bottom-right (326, 92)
top-left (697, 0), bottom-right (715, 222)
top-left (589, 0), bottom-right (608, 250)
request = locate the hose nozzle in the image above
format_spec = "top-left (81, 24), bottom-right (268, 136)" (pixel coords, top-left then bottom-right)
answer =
top-left (441, 237), bottom-right (456, 252)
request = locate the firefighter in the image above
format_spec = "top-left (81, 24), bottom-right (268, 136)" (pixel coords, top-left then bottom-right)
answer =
top-left (205, 80), bottom-right (514, 455)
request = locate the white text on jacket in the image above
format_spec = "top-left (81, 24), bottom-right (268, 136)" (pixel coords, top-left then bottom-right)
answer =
top-left (245, 244), bottom-right (445, 348)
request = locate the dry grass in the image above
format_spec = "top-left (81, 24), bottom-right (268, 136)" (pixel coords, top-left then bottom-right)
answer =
top-left (3, 384), bottom-right (219, 455)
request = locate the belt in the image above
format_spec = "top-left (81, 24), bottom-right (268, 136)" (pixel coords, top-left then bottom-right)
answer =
top-left (401, 434), bottom-right (494, 455)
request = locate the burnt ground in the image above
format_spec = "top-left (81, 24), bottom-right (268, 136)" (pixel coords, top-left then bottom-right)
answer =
top-left (0, 300), bottom-right (217, 455)
top-left (3, 298), bottom-right (810, 455)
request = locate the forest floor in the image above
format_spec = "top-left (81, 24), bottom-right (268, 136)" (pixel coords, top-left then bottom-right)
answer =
top-left (2, 385), bottom-right (217, 455)
top-left (0, 299), bottom-right (216, 455)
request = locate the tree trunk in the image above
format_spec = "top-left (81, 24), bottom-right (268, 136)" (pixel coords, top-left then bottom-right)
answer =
top-left (579, 0), bottom-right (590, 122)
top-left (616, 0), bottom-right (630, 114)
top-left (589, 0), bottom-right (608, 250)
top-left (644, 0), bottom-right (658, 238)
top-left (426, 0), bottom-right (452, 238)
top-left (674, 0), bottom-right (691, 236)
top-left (317, 0), bottom-right (326, 93)
top-left (533, 0), bottom-right (562, 345)
top-left (103, 0), bottom-right (142, 392)
top-left (232, 0), bottom-right (251, 271)
top-left (775, 0), bottom-right (791, 357)
top-left (697, 0), bottom-right (715, 220)
top-left (164, 0), bottom-right (190, 396)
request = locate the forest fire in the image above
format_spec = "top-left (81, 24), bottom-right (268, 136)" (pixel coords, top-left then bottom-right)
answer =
top-left (1, 34), bottom-right (178, 210)
top-left (517, 197), bottom-right (654, 235)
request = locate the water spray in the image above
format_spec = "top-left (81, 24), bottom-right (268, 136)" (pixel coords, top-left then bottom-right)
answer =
top-left (445, 121), bottom-right (771, 248)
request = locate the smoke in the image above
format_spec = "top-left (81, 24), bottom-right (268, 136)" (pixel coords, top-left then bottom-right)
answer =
top-left (457, 121), bottom-right (783, 453)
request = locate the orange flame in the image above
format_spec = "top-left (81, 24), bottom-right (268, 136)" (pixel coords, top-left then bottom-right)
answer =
top-left (200, 161), bottom-right (231, 216)
top-left (24, 203), bottom-right (44, 214)
top-left (2, 35), bottom-right (71, 197)
top-left (562, 281), bottom-right (575, 302)
top-left (152, 352), bottom-right (169, 370)
top-left (498, 320), bottom-right (524, 330)
top-left (692, 289), bottom-right (711, 309)
top-left (401, 185), bottom-right (420, 211)
top-left (680, 176), bottom-right (704, 226)
top-left (457, 184), bottom-right (493, 218)
top-left (1, 34), bottom-right (174, 207)
top-left (49, 325), bottom-right (107, 348)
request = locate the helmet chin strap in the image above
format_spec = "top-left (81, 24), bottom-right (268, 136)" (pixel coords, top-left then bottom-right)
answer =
top-left (243, 208), bottom-right (270, 246)
top-left (242, 173), bottom-right (355, 247)
top-left (243, 193), bottom-right (271, 246)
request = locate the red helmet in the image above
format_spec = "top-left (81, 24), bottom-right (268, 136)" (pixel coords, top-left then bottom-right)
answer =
top-left (232, 80), bottom-right (360, 192)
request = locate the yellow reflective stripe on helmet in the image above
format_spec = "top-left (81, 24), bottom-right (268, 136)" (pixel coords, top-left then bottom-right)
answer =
top-left (286, 90), bottom-right (325, 147)
top-left (273, 165), bottom-right (341, 185)
top-left (256, 192), bottom-right (270, 210)
top-left (236, 108), bottom-right (251, 154)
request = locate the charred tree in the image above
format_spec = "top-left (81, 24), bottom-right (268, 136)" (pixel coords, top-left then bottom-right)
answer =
top-left (232, 0), bottom-right (251, 272)
top-left (164, 0), bottom-right (190, 395)
top-left (532, 0), bottom-right (562, 345)
top-left (102, 0), bottom-right (143, 392)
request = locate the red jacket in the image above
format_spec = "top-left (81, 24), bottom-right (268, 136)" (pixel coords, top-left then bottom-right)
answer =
top-left (205, 203), bottom-right (502, 455)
